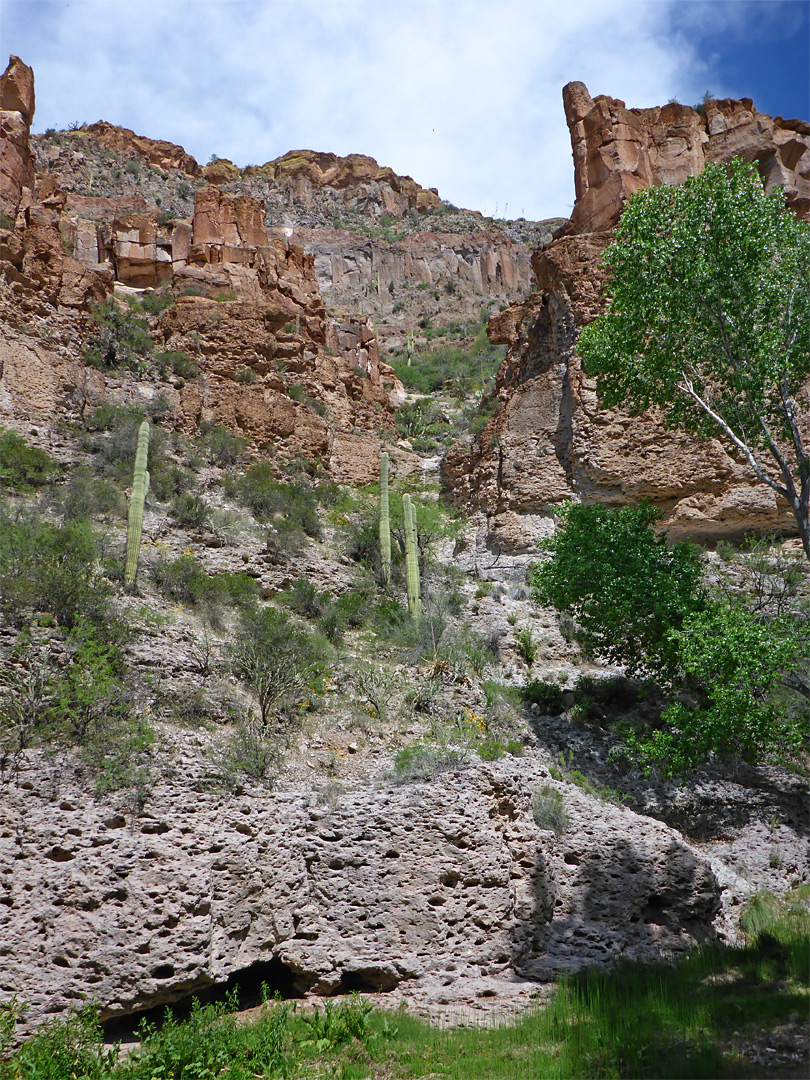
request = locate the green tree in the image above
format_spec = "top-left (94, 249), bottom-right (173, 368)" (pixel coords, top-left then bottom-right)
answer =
top-left (531, 503), bottom-right (705, 680)
top-left (532, 503), bottom-right (809, 773)
top-left (577, 159), bottom-right (810, 560)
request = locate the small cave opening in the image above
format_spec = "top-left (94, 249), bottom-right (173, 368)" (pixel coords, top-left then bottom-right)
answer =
top-left (335, 966), bottom-right (400, 994)
top-left (101, 957), bottom-right (309, 1044)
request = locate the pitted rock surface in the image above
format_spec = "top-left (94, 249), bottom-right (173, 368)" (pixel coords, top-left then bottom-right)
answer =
top-left (0, 754), bottom-right (722, 1028)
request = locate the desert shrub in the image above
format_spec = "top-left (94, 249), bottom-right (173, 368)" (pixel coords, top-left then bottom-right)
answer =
top-left (226, 462), bottom-right (322, 539)
top-left (81, 410), bottom-right (192, 502)
top-left (232, 607), bottom-right (331, 730)
top-left (0, 622), bottom-right (149, 793)
top-left (334, 581), bottom-right (374, 628)
top-left (127, 290), bottom-right (174, 316)
top-left (532, 785), bottom-right (568, 836)
top-left (0, 428), bottom-right (59, 489)
top-left (84, 299), bottom-right (153, 372)
top-left (521, 679), bottom-right (565, 716)
top-left (395, 399), bottom-right (449, 451)
top-left (216, 718), bottom-right (284, 783)
top-left (171, 492), bottom-right (211, 529)
top-left (344, 488), bottom-right (463, 583)
top-left (155, 350), bottom-right (200, 380)
top-left (391, 326), bottom-right (505, 395)
top-left (514, 625), bottom-right (537, 666)
top-left (391, 738), bottom-right (471, 784)
top-left (281, 575), bottom-right (324, 619)
top-left (199, 422), bottom-right (246, 466)
top-left (151, 555), bottom-right (256, 619)
top-left (53, 465), bottom-right (125, 521)
top-left (353, 665), bottom-right (397, 722)
top-left (0, 502), bottom-right (120, 634)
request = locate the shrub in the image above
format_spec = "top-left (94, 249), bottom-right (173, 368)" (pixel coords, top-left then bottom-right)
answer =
top-left (232, 606), bottom-right (331, 730)
top-left (532, 785), bottom-right (568, 835)
top-left (522, 679), bottom-right (565, 716)
top-left (155, 350), bottom-right (200, 380)
top-left (0, 502), bottom-right (120, 634)
top-left (226, 462), bottom-right (322, 539)
top-left (53, 465), bottom-right (125, 521)
top-left (84, 300), bottom-right (153, 372)
top-left (171, 492), bottom-right (211, 529)
top-left (514, 625), bottom-right (537, 666)
top-left (235, 367), bottom-right (257, 384)
top-left (391, 739), bottom-right (471, 784)
top-left (0, 428), bottom-right (59, 489)
top-left (127, 290), bottom-right (174, 316)
top-left (198, 422), bottom-right (246, 466)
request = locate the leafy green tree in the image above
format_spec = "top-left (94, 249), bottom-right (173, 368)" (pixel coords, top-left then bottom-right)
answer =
top-left (532, 503), bottom-right (809, 773)
top-left (531, 503), bottom-right (706, 680)
top-left (577, 159), bottom-right (810, 560)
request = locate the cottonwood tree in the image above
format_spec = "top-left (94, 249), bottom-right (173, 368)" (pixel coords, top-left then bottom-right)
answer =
top-left (578, 159), bottom-right (810, 560)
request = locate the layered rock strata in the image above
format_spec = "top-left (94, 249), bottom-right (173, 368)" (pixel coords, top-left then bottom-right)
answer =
top-left (444, 84), bottom-right (809, 547)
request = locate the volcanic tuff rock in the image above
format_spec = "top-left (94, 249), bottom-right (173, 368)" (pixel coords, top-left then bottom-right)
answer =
top-left (0, 753), bottom-right (723, 1029)
top-left (444, 83), bottom-right (810, 548)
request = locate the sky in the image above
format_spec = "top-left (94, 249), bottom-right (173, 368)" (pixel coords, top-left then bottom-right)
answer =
top-left (1, 0), bottom-right (808, 221)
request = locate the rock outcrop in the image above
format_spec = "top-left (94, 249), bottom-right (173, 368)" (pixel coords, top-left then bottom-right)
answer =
top-left (444, 84), bottom-right (809, 548)
top-left (85, 120), bottom-right (202, 177)
top-left (564, 81), bottom-right (810, 234)
top-left (0, 753), bottom-right (721, 1029)
top-left (0, 57), bottom-right (404, 480)
top-left (0, 55), bottom-right (35, 220)
top-left (246, 149), bottom-right (442, 216)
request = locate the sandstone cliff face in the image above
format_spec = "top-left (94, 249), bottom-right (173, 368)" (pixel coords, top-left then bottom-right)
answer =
top-left (444, 84), bottom-right (809, 547)
top-left (0, 753), bottom-right (722, 1029)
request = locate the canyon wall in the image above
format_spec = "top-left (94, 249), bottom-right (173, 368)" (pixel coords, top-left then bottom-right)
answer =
top-left (0, 57), bottom-right (405, 482)
top-left (444, 83), bottom-right (810, 548)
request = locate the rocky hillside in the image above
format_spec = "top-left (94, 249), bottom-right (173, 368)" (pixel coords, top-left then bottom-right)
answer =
top-left (444, 81), bottom-right (810, 553)
top-left (0, 54), bottom-right (807, 1069)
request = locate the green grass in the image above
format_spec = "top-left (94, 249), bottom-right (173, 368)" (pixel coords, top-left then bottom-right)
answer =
top-left (2, 892), bottom-right (807, 1080)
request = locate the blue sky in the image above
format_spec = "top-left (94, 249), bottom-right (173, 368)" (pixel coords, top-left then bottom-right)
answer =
top-left (1, 0), bottom-right (807, 220)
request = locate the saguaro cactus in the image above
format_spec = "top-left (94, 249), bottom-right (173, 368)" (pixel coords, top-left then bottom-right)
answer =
top-left (124, 420), bottom-right (150, 587)
top-left (379, 452), bottom-right (391, 587)
top-left (402, 493), bottom-right (422, 619)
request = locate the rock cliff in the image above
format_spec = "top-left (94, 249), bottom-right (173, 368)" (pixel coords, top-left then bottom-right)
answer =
top-left (0, 752), bottom-right (723, 1030)
top-left (0, 57), bottom-right (404, 482)
top-left (444, 83), bottom-right (810, 548)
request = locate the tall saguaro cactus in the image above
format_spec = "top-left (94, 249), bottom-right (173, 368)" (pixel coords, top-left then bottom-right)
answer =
top-left (402, 493), bottom-right (422, 619)
top-left (379, 452), bottom-right (391, 588)
top-left (124, 420), bottom-right (150, 587)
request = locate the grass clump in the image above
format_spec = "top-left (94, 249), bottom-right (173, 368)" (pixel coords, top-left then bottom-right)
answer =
top-left (532, 784), bottom-right (568, 835)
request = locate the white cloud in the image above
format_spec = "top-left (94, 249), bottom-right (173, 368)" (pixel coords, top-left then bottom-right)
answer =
top-left (0, 0), bottom-right (792, 219)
